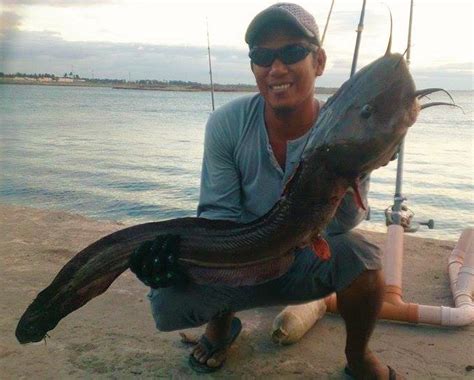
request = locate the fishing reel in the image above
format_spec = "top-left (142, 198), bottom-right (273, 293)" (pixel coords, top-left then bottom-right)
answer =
top-left (385, 198), bottom-right (434, 233)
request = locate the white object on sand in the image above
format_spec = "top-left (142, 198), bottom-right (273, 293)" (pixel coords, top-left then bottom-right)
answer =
top-left (271, 299), bottom-right (327, 345)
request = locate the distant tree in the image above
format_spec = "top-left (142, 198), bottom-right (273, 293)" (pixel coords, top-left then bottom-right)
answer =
top-left (0, 72), bottom-right (4, 77)
top-left (74, 74), bottom-right (79, 79)
top-left (64, 73), bottom-right (68, 78)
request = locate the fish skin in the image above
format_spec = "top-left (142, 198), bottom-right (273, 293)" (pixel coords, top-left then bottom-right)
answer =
top-left (16, 52), bottom-right (420, 344)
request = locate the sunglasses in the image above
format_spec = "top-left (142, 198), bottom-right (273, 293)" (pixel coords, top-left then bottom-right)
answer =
top-left (249, 43), bottom-right (317, 67)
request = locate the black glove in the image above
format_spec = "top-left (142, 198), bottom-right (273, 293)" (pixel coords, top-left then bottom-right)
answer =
top-left (129, 234), bottom-right (186, 288)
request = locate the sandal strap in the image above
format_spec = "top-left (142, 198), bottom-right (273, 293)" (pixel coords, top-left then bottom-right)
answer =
top-left (197, 317), bottom-right (242, 356)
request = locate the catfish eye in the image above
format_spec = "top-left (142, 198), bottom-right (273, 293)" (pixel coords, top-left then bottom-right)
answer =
top-left (360, 104), bottom-right (374, 119)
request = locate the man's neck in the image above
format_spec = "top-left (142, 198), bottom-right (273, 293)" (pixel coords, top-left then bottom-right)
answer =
top-left (264, 98), bottom-right (319, 142)
top-left (264, 97), bottom-right (319, 169)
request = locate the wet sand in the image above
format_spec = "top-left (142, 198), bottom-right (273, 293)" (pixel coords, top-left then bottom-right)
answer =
top-left (1, 204), bottom-right (472, 378)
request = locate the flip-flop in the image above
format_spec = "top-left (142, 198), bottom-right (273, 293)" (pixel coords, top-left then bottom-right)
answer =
top-left (188, 317), bottom-right (242, 373)
top-left (344, 365), bottom-right (397, 380)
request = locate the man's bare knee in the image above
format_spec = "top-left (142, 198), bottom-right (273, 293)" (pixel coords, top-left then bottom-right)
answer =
top-left (153, 313), bottom-right (180, 332)
top-left (338, 269), bottom-right (384, 306)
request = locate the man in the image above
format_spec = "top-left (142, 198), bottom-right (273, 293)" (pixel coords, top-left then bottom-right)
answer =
top-left (131, 3), bottom-right (400, 379)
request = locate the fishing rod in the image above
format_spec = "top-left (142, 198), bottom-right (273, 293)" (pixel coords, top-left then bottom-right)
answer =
top-left (406, 0), bottom-right (413, 66)
top-left (389, 1), bottom-right (411, 227)
top-left (347, 0), bottom-right (368, 221)
top-left (206, 18), bottom-right (215, 111)
top-left (320, 0), bottom-right (335, 47)
top-left (350, 0), bottom-right (367, 77)
top-left (386, 0), bottom-right (434, 231)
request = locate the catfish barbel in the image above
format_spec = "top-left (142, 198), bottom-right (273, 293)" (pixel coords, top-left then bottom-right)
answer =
top-left (16, 43), bottom-right (455, 343)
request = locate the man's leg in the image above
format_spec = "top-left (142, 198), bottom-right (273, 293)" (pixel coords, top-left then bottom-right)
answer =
top-left (337, 269), bottom-right (397, 379)
top-left (181, 231), bottom-right (397, 375)
top-left (148, 281), bottom-right (262, 370)
top-left (189, 311), bottom-right (236, 368)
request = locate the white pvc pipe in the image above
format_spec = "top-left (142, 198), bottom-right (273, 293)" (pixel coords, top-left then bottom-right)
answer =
top-left (380, 227), bottom-right (474, 326)
top-left (383, 224), bottom-right (405, 288)
top-left (448, 228), bottom-right (473, 300)
top-left (417, 304), bottom-right (474, 326)
top-left (438, 227), bottom-right (474, 326)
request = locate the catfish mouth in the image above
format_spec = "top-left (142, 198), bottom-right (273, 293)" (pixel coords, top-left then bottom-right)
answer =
top-left (15, 306), bottom-right (59, 344)
top-left (16, 317), bottom-right (48, 344)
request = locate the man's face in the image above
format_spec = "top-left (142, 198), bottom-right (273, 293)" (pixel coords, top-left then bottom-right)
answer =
top-left (251, 31), bottom-right (325, 113)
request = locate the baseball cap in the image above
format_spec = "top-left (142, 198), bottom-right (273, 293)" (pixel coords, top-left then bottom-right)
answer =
top-left (245, 3), bottom-right (321, 47)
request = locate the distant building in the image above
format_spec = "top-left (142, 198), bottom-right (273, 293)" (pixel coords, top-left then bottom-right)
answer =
top-left (58, 77), bottom-right (73, 83)
top-left (14, 76), bottom-right (35, 81)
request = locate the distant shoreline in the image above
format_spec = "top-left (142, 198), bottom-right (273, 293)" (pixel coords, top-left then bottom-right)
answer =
top-left (0, 78), bottom-right (111, 89)
top-left (0, 78), bottom-right (338, 94)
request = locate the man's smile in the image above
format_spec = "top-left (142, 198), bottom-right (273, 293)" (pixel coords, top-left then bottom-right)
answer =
top-left (269, 83), bottom-right (292, 93)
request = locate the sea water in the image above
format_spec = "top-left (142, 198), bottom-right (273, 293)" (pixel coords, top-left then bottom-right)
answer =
top-left (0, 84), bottom-right (472, 241)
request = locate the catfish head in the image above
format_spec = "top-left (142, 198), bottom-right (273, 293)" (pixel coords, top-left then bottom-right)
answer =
top-left (307, 52), bottom-right (419, 179)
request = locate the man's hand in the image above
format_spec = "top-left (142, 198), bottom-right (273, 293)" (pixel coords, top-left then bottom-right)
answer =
top-left (129, 234), bottom-right (184, 288)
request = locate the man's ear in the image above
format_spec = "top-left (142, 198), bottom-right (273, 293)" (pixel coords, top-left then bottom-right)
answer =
top-left (313, 48), bottom-right (327, 77)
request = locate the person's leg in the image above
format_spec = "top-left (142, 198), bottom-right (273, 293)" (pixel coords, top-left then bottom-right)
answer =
top-left (337, 269), bottom-right (396, 379)
top-left (187, 310), bottom-right (236, 368)
top-left (326, 232), bottom-right (402, 379)
top-left (149, 268), bottom-right (301, 370)
top-left (148, 282), bottom-right (247, 330)
top-left (148, 283), bottom-right (248, 370)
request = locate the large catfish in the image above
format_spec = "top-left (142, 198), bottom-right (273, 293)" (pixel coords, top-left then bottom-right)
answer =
top-left (16, 45), bottom-right (454, 343)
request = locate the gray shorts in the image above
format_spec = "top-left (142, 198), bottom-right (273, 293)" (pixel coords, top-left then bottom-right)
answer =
top-left (148, 230), bottom-right (382, 331)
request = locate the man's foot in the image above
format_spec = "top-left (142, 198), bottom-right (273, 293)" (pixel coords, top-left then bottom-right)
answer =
top-left (345, 350), bottom-right (404, 379)
top-left (345, 365), bottom-right (399, 380)
top-left (180, 313), bottom-right (242, 373)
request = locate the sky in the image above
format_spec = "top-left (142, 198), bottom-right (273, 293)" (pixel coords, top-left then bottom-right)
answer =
top-left (0, 0), bottom-right (473, 89)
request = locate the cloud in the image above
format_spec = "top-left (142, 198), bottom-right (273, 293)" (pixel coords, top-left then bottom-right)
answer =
top-left (0, 11), bottom-right (22, 64)
top-left (0, 11), bottom-right (22, 33)
top-left (411, 63), bottom-right (474, 90)
top-left (0, 29), bottom-right (254, 83)
top-left (432, 62), bottom-right (474, 74)
top-left (1, 28), bottom-right (472, 89)
top-left (1, 0), bottom-right (119, 6)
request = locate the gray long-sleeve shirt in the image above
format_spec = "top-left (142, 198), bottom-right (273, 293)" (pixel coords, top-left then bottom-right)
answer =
top-left (197, 94), bottom-right (369, 235)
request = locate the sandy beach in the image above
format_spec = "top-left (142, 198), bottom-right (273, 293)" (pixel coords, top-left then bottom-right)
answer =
top-left (1, 204), bottom-right (472, 378)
